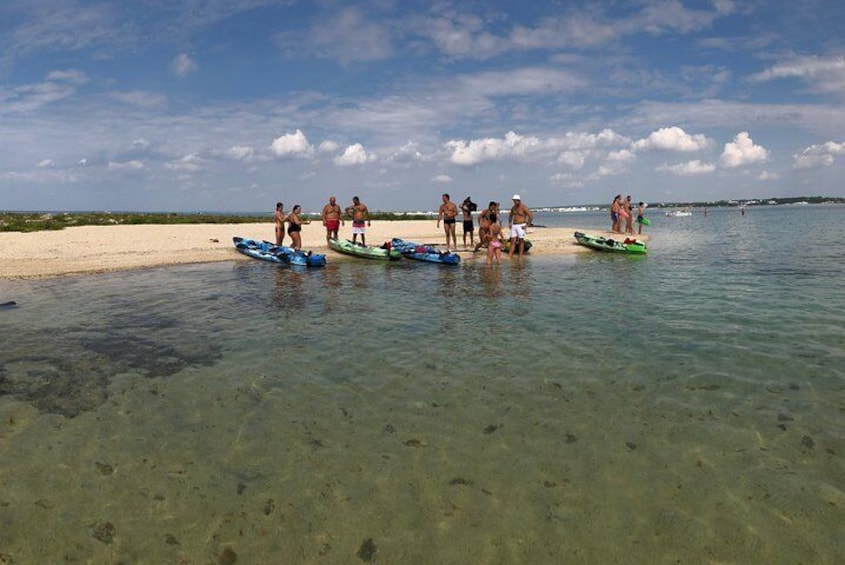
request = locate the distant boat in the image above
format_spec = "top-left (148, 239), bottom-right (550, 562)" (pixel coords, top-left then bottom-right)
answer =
top-left (665, 209), bottom-right (692, 217)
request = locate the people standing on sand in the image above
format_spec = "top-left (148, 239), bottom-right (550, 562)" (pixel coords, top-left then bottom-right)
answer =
top-left (345, 196), bottom-right (371, 246)
top-left (610, 195), bottom-right (622, 233)
top-left (321, 196), bottom-right (344, 244)
top-left (636, 201), bottom-right (646, 235)
top-left (474, 201), bottom-right (499, 252)
top-left (436, 193), bottom-right (459, 250)
top-left (460, 197), bottom-right (477, 247)
top-left (486, 216), bottom-right (504, 265)
top-left (286, 204), bottom-right (308, 250)
top-left (508, 194), bottom-right (533, 258)
top-left (274, 202), bottom-right (286, 246)
top-left (623, 195), bottom-right (635, 234)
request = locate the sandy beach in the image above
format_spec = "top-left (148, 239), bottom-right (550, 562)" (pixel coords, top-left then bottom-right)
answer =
top-left (0, 220), bottom-right (647, 279)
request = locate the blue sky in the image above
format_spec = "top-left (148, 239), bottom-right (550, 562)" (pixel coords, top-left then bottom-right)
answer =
top-left (2, 0), bottom-right (844, 212)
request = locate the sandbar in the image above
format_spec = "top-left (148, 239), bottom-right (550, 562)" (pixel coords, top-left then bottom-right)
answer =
top-left (0, 220), bottom-right (648, 279)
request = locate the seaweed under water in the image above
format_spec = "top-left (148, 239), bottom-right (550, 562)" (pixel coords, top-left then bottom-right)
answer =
top-left (0, 325), bottom-right (220, 417)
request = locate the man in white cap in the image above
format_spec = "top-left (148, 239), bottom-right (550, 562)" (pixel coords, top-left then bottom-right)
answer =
top-left (508, 193), bottom-right (533, 258)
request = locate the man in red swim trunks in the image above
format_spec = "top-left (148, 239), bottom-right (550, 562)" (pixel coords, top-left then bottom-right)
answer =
top-left (321, 195), bottom-right (344, 245)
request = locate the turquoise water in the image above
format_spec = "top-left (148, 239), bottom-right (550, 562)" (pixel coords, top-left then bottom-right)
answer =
top-left (1, 205), bottom-right (843, 563)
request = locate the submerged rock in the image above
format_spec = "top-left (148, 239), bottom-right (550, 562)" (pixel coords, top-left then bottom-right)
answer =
top-left (356, 538), bottom-right (377, 562)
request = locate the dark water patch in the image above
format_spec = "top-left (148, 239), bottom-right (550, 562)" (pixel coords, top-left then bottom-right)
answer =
top-left (0, 355), bottom-right (109, 417)
top-left (0, 330), bottom-right (220, 417)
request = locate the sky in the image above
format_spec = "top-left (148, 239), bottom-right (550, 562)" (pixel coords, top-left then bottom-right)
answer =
top-left (1, 0), bottom-right (844, 212)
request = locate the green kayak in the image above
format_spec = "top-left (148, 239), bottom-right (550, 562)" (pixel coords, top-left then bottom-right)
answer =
top-left (329, 238), bottom-right (402, 261)
top-left (574, 231), bottom-right (647, 254)
top-left (502, 238), bottom-right (532, 253)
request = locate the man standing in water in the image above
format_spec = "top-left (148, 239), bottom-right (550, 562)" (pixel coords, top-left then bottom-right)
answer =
top-left (274, 202), bottom-right (286, 246)
top-left (345, 196), bottom-right (371, 246)
top-left (436, 193), bottom-right (459, 250)
top-left (321, 195), bottom-right (344, 245)
top-left (508, 194), bottom-right (533, 258)
top-left (460, 196), bottom-right (477, 247)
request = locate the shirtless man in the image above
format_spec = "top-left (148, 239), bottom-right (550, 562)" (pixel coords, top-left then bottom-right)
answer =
top-left (508, 194), bottom-right (533, 258)
top-left (610, 195), bottom-right (621, 233)
top-left (274, 202), bottom-right (286, 246)
top-left (321, 195), bottom-right (344, 244)
top-left (636, 201), bottom-right (646, 235)
top-left (436, 193), bottom-right (459, 250)
top-left (345, 196), bottom-right (371, 246)
top-left (460, 196), bottom-right (477, 247)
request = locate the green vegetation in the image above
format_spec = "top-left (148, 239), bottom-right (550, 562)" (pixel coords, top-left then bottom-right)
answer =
top-left (0, 210), bottom-right (433, 233)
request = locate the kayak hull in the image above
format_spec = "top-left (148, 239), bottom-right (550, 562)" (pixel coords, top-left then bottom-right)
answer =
top-left (390, 238), bottom-right (461, 265)
top-left (329, 238), bottom-right (402, 260)
top-left (233, 237), bottom-right (327, 267)
top-left (573, 232), bottom-right (647, 254)
top-left (502, 238), bottom-right (532, 253)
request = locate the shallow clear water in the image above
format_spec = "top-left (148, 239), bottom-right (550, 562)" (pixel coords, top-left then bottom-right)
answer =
top-left (1, 205), bottom-right (844, 563)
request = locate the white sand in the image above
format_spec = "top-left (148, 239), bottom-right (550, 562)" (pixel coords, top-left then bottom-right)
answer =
top-left (0, 221), bottom-right (647, 279)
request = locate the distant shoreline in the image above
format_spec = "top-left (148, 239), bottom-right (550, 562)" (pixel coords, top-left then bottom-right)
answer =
top-left (2, 198), bottom-right (841, 234)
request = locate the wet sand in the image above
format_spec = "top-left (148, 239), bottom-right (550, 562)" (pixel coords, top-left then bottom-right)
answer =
top-left (0, 221), bottom-right (647, 279)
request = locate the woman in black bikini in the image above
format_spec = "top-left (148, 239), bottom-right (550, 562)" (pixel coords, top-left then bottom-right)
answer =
top-left (286, 204), bottom-right (308, 250)
top-left (474, 201), bottom-right (499, 252)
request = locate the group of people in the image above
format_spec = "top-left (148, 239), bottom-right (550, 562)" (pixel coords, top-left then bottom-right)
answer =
top-left (274, 195), bottom-right (373, 250)
top-left (274, 202), bottom-right (310, 250)
top-left (610, 195), bottom-right (646, 235)
top-left (437, 193), bottom-right (533, 264)
top-left (274, 193), bottom-right (534, 264)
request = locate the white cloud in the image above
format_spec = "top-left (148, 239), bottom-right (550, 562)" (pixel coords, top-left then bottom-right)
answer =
top-left (556, 151), bottom-right (588, 169)
top-left (226, 146), bottom-right (255, 160)
top-left (445, 129), bottom-right (631, 167)
top-left (277, 7), bottom-right (392, 64)
top-left (78, 158), bottom-right (88, 166)
top-left (170, 53), bottom-right (198, 77)
top-left (720, 132), bottom-right (769, 168)
top-left (432, 174), bottom-right (452, 183)
top-left (586, 164), bottom-right (626, 180)
top-left (318, 140), bottom-right (340, 153)
top-left (749, 55), bottom-right (845, 95)
top-left (607, 149), bottom-right (635, 162)
top-left (446, 131), bottom-right (542, 166)
top-left (269, 129), bottom-right (314, 158)
top-left (46, 69), bottom-right (89, 85)
top-left (36, 159), bottom-right (55, 168)
top-left (793, 140), bottom-right (845, 169)
top-left (390, 141), bottom-right (425, 163)
top-left (633, 126), bottom-right (712, 152)
top-left (109, 91), bottom-right (168, 109)
top-left (550, 172), bottom-right (583, 188)
top-left (758, 171), bottom-right (779, 180)
top-left (334, 143), bottom-right (375, 166)
top-left (793, 154), bottom-right (834, 169)
top-left (165, 153), bottom-right (206, 172)
top-left (107, 160), bottom-right (145, 171)
top-left (656, 160), bottom-right (716, 175)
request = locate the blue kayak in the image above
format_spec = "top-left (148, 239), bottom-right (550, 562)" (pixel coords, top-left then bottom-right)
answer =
top-left (233, 237), bottom-right (327, 267)
top-left (390, 238), bottom-right (460, 265)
